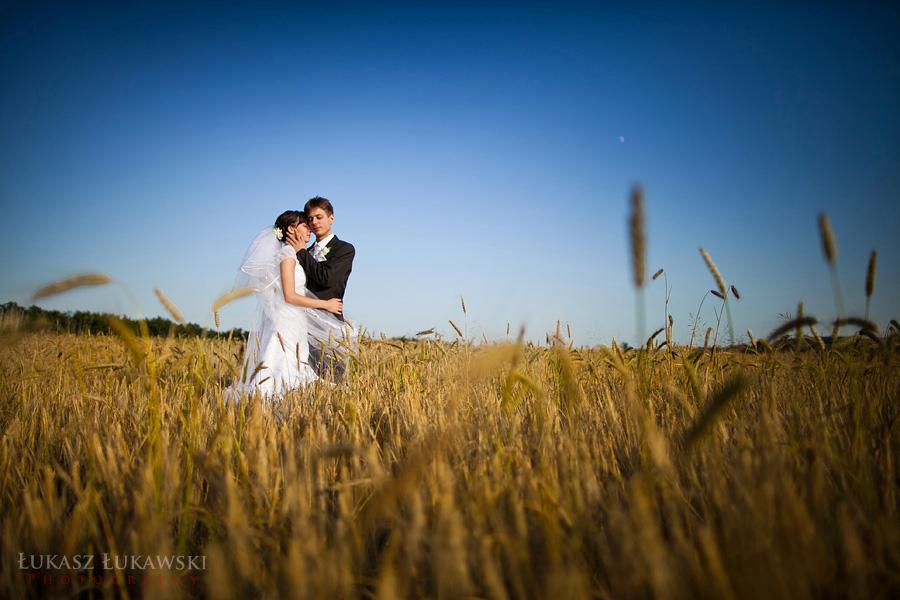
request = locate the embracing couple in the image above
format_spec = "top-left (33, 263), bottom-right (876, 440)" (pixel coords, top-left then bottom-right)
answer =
top-left (227, 196), bottom-right (357, 399)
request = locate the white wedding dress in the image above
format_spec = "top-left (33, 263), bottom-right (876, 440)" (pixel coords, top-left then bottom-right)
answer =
top-left (226, 228), bottom-right (353, 400)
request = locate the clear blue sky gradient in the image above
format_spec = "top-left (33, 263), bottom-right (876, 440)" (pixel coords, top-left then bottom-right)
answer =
top-left (2, 1), bottom-right (898, 346)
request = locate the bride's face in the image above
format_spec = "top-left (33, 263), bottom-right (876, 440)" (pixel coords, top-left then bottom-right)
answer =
top-left (288, 221), bottom-right (311, 244)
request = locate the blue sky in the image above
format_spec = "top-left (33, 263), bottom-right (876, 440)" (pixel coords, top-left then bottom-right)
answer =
top-left (1, 1), bottom-right (898, 346)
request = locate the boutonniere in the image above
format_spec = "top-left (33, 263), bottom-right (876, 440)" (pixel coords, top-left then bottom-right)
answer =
top-left (322, 246), bottom-right (331, 257)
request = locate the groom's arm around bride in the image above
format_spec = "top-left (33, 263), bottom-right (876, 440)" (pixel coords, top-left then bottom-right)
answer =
top-left (287, 196), bottom-right (356, 383)
top-left (296, 239), bottom-right (354, 300)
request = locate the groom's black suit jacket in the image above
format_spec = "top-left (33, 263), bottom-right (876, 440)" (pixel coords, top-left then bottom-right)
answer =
top-left (296, 235), bottom-right (355, 301)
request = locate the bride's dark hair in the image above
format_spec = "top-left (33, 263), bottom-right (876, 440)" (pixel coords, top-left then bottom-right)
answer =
top-left (274, 210), bottom-right (306, 240)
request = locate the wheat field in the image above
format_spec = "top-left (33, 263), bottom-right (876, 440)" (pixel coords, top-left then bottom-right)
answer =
top-left (1, 321), bottom-right (898, 598)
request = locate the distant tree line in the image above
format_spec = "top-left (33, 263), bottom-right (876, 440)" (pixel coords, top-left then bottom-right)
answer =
top-left (0, 302), bottom-right (247, 340)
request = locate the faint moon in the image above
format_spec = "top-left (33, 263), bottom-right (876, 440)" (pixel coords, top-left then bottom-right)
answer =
top-left (618, 136), bottom-right (625, 143)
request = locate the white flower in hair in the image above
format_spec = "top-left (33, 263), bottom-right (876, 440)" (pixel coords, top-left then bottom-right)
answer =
top-left (273, 227), bottom-right (284, 241)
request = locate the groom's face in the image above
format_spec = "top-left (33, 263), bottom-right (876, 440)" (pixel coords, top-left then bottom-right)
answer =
top-left (307, 207), bottom-right (334, 239)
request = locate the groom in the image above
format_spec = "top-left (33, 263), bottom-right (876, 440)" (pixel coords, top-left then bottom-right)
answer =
top-left (292, 196), bottom-right (355, 303)
top-left (287, 196), bottom-right (355, 379)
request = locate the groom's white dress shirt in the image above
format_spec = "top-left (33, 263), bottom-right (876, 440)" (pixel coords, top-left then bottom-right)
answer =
top-left (311, 233), bottom-right (334, 262)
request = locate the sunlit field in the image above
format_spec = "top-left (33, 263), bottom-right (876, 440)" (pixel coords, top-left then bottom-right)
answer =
top-left (2, 197), bottom-right (898, 598)
top-left (2, 319), bottom-right (898, 598)
top-left (3, 0), bottom-right (899, 594)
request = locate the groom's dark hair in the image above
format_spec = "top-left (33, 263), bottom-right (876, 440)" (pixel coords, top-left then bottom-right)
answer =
top-left (305, 196), bottom-right (334, 216)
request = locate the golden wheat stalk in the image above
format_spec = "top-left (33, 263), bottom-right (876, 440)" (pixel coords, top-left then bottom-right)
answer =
top-left (796, 301), bottom-right (806, 351)
top-left (106, 316), bottom-right (147, 363)
top-left (730, 285), bottom-right (741, 300)
top-left (865, 250), bottom-right (877, 320)
top-left (554, 345), bottom-right (585, 419)
top-left (832, 317), bottom-right (877, 333)
top-left (248, 361), bottom-right (267, 382)
top-left (154, 287), bottom-right (185, 324)
top-left (82, 363), bottom-right (125, 371)
top-left (699, 248), bottom-right (727, 297)
top-left (817, 212), bottom-right (844, 318)
top-left (213, 350), bottom-right (239, 378)
top-left (860, 328), bottom-right (884, 348)
top-left (866, 255), bottom-right (877, 296)
top-left (809, 324), bottom-right (826, 350)
top-left (681, 376), bottom-right (746, 453)
top-left (646, 327), bottom-right (665, 348)
top-left (629, 185), bottom-right (645, 288)
top-left (448, 319), bottom-right (463, 337)
top-left (818, 212), bottom-right (836, 265)
top-left (700, 247), bottom-right (736, 345)
top-left (32, 274), bottom-right (112, 300)
top-left (767, 317), bottom-right (818, 342)
top-left (212, 287), bottom-right (254, 328)
top-left (460, 295), bottom-right (467, 316)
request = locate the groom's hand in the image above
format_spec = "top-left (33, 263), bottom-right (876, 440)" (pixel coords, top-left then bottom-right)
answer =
top-left (285, 229), bottom-right (304, 251)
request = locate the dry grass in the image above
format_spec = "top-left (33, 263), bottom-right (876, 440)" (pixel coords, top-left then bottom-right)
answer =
top-left (1, 325), bottom-right (898, 599)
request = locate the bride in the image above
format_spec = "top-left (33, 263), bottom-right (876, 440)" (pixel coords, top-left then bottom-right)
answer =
top-left (227, 210), bottom-right (349, 398)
